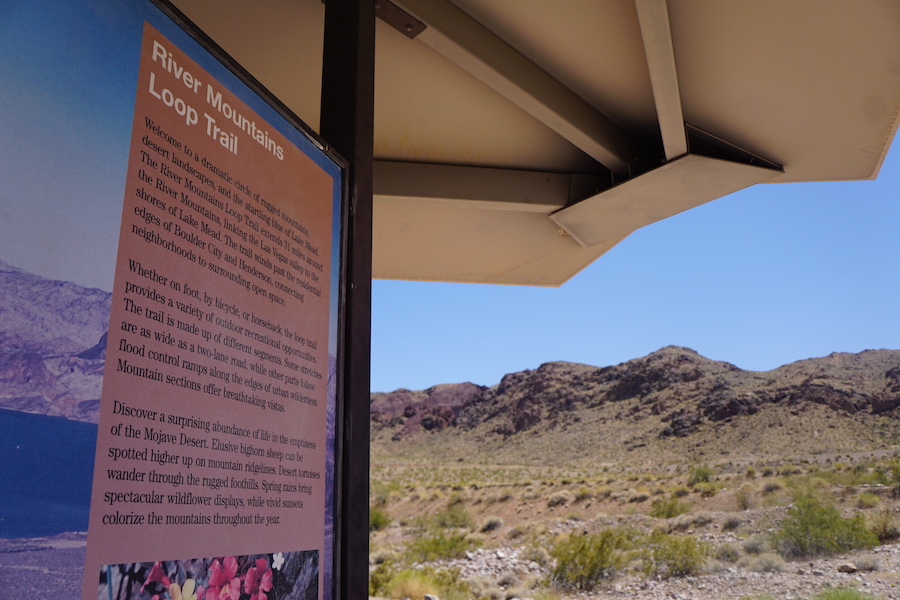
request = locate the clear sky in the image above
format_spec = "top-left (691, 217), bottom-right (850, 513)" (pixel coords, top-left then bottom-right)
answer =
top-left (371, 143), bottom-right (900, 393)
top-left (1, 1), bottom-right (897, 395)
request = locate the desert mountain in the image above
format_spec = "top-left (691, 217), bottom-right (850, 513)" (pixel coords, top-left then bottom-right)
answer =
top-left (371, 346), bottom-right (900, 467)
top-left (0, 260), bottom-right (110, 422)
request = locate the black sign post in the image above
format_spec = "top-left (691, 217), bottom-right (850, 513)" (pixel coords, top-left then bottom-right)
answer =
top-left (320, 1), bottom-right (376, 599)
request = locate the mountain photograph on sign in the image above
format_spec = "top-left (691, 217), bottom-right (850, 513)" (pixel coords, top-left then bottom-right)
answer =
top-left (0, 260), bottom-right (108, 596)
top-left (369, 347), bottom-right (900, 600)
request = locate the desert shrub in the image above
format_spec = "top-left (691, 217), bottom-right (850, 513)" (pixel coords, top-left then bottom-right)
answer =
top-left (812, 588), bottom-right (878, 600)
top-left (433, 503), bottom-right (474, 529)
top-left (548, 527), bottom-right (637, 590)
top-left (737, 552), bottom-right (785, 573)
top-left (694, 482), bottom-right (717, 498)
top-left (574, 487), bottom-right (593, 503)
top-left (884, 459), bottom-right (900, 482)
top-left (778, 464), bottom-right (803, 476)
top-left (715, 542), bottom-right (741, 563)
top-left (650, 496), bottom-right (691, 519)
top-left (868, 509), bottom-right (900, 542)
top-left (547, 491), bottom-right (570, 508)
top-left (671, 485), bottom-right (691, 498)
top-left (627, 490), bottom-right (651, 503)
top-left (480, 516), bottom-right (504, 533)
top-left (369, 506), bottom-right (391, 531)
top-left (507, 525), bottom-right (528, 540)
top-left (368, 561), bottom-right (395, 597)
top-left (406, 530), bottom-right (481, 562)
top-left (688, 464), bottom-right (715, 487)
top-left (667, 511), bottom-right (713, 532)
top-left (379, 566), bottom-right (472, 600)
top-left (856, 492), bottom-right (881, 509)
top-left (742, 536), bottom-right (769, 555)
top-left (642, 531), bottom-right (710, 578)
top-left (522, 545), bottom-right (551, 567)
top-left (735, 485), bottom-right (755, 510)
top-left (771, 491), bottom-right (878, 559)
top-left (855, 554), bottom-right (881, 572)
top-left (447, 492), bottom-right (466, 506)
top-left (761, 481), bottom-right (782, 495)
top-left (722, 515), bottom-right (743, 531)
top-left (761, 466), bottom-right (775, 477)
top-left (462, 575), bottom-right (501, 600)
top-left (667, 513), bottom-right (696, 532)
top-left (745, 466), bottom-right (757, 479)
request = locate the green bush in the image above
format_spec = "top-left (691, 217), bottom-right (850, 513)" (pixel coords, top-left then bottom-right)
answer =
top-left (406, 530), bottom-right (480, 562)
top-left (856, 492), bottom-right (881, 509)
top-left (433, 503), bottom-right (474, 528)
top-left (548, 527), bottom-right (637, 590)
top-left (643, 531), bottom-right (710, 578)
top-left (650, 496), bottom-right (691, 519)
top-left (771, 492), bottom-right (878, 559)
top-left (369, 506), bottom-right (391, 531)
top-left (868, 508), bottom-right (900, 542)
top-left (688, 464), bottom-right (715, 487)
top-left (694, 482), bottom-right (718, 498)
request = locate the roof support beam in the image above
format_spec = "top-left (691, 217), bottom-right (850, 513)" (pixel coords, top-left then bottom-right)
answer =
top-left (393, 0), bottom-right (639, 175)
top-left (373, 161), bottom-right (610, 212)
top-left (635, 0), bottom-right (687, 160)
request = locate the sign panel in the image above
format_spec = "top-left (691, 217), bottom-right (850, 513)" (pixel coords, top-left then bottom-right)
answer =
top-left (0, 3), bottom-right (344, 600)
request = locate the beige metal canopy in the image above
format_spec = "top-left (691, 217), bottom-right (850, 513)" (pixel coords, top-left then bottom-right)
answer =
top-left (171, 0), bottom-right (900, 286)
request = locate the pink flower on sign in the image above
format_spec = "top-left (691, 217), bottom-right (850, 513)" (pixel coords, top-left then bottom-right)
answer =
top-left (243, 558), bottom-right (273, 600)
top-left (142, 562), bottom-right (171, 592)
top-left (205, 557), bottom-right (241, 600)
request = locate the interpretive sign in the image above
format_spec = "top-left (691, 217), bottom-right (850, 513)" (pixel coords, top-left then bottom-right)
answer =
top-left (0, 2), bottom-right (343, 600)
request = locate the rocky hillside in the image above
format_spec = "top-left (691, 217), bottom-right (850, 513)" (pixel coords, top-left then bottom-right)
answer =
top-left (371, 346), bottom-right (900, 466)
top-left (0, 260), bottom-right (110, 422)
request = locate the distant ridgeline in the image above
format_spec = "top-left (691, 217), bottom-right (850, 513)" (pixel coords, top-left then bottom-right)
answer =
top-left (371, 346), bottom-right (900, 464)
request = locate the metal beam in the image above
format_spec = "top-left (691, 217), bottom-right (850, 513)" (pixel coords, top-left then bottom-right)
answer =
top-left (392, 0), bottom-right (639, 175)
top-left (374, 161), bottom-right (611, 213)
top-left (320, 1), bottom-right (374, 599)
top-left (635, 0), bottom-right (687, 160)
top-left (550, 153), bottom-right (781, 248)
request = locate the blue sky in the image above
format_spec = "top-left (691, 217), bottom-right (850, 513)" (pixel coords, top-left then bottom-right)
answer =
top-left (1, 1), bottom-right (897, 395)
top-left (371, 143), bottom-right (900, 392)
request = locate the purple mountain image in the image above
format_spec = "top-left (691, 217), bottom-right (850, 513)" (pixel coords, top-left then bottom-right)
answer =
top-left (0, 260), bottom-right (111, 423)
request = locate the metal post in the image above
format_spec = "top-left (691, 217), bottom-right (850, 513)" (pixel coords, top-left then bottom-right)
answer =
top-left (320, 1), bottom-right (374, 599)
